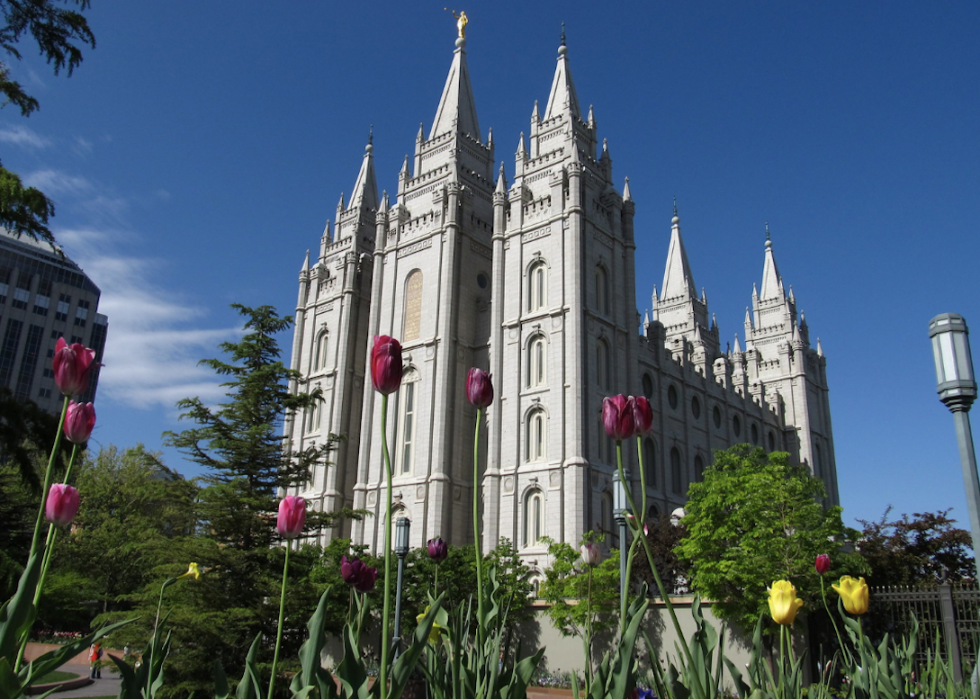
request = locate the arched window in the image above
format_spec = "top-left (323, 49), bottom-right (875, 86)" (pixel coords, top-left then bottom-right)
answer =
top-left (597, 339), bottom-right (610, 389)
top-left (398, 369), bottom-right (421, 474)
top-left (601, 490), bottom-right (614, 534)
top-left (595, 265), bottom-right (610, 315)
top-left (528, 260), bottom-right (547, 312)
top-left (642, 373), bottom-right (654, 399)
top-left (528, 334), bottom-right (546, 387)
top-left (307, 400), bottom-right (321, 433)
top-left (643, 438), bottom-right (657, 489)
top-left (403, 270), bottom-right (423, 342)
top-left (814, 444), bottom-right (822, 476)
top-left (313, 330), bottom-right (329, 372)
top-left (523, 489), bottom-right (544, 546)
top-left (751, 423), bottom-right (759, 445)
top-left (526, 408), bottom-right (546, 462)
top-left (694, 454), bottom-right (704, 482)
top-left (670, 447), bottom-right (683, 495)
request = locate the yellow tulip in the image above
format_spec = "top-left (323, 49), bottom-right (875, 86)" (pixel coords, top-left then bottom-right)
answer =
top-left (832, 575), bottom-right (869, 615)
top-left (178, 562), bottom-right (201, 581)
top-left (768, 580), bottom-right (803, 625)
top-left (416, 607), bottom-right (443, 644)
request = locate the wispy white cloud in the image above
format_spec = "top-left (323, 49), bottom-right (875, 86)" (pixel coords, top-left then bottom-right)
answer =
top-left (0, 124), bottom-right (51, 149)
top-left (25, 169), bottom-right (92, 195)
top-left (72, 136), bottom-right (93, 156)
top-left (55, 227), bottom-right (241, 411)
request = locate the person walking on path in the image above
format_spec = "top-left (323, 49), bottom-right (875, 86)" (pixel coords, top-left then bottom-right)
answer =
top-left (88, 642), bottom-right (103, 679)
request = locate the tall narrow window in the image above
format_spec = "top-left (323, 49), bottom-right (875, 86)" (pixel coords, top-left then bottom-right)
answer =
top-left (643, 438), bottom-right (657, 489)
top-left (670, 447), bottom-right (683, 495)
top-left (529, 261), bottom-right (547, 312)
top-left (307, 400), bottom-right (321, 433)
top-left (694, 455), bottom-right (704, 482)
top-left (398, 369), bottom-right (420, 474)
top-left (601, 491), bottom-right (614, 534)
top-left (528, 335), bottom-right (546, 387)
top-left (526, 408), bottom-right (546, 462)
top-left (596, 265), bottom-right (609, 315)
top-left (523, 490), bottom-right (544, 546)
top-left (313, 330), bottom-right (329, 371)
top-left (403, 270), bottom-right (423, 342)
top-left (597, 339), bottom-right (610, 388)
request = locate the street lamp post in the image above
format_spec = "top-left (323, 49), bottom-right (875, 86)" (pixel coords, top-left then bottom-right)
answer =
top-left (929, 313), bottom-right (980, 582)
top-left (393, 516), bottom-right (410, 660)
top-left (613, 468), bottom-right (630, 625)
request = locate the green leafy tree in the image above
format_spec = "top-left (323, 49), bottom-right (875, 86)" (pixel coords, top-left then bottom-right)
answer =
top-left (631, 513), bottom-right (689, 595)
top-left (676, 444), bottom-right (865, 630)
top-left (856, 508), bottom-right (973, 586)
top-left (0, 0), bottom-right (96, 244)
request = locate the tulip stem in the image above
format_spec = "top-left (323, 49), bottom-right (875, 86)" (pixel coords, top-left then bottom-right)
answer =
top-left (268, 544), bottom-right (291, 699)
top-left (820, 576), bottom-right (850, 666)
top-left (380, 394), bottom-right (392, 699)
top-left (473, 406), bottom-right (485, 651)
top-left (583, 564), bottom-right (594, 695)
top-left (32, 444), bottom-right (81, 609)
top-left (149, 576), bottom-right (177, 698)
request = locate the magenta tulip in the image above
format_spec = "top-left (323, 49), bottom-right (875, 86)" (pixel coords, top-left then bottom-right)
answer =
top-left (466, 368), bottom-right (493, 408)
top-left (815, 553), bottom-right (831, 575)
top-left (63, 401), bottom-right (96, 444)
top-left (580, 542), bottom-right (601, 566)
top-left (632, 396), bottom-right (653, 436)
top-left (341, 555), bottom-right (378, 593)
top-left (277, 496), bottom-right (306, 539)
top-left (45, 484), bottom-right (79, 526)
top-left (427, 537), bottom-right (448, 562)
top-left (52, 338), bottom-right (97, 397)
top-left (371, 335), bottom-right (403, 395)
top-left (602, 395), bottom-right (635, 441)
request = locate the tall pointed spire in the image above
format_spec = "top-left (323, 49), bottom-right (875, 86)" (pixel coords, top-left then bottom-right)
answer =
top-left (543, 32), bottom-right (582, 121)
top-left (760, 223), bottom-right (783, 300)
top-left (429, 32), bottom-right (481, 140)
top-left (348, 135), bottom-right (379, 212)
top-left (661, 202), bottom-right (696, 300)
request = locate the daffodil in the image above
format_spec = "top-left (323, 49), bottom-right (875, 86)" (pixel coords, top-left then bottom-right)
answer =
top-left (416, 606), bottom-right (443, 644)
top-left (832, 575), bottom-right (869, 615)
top-left (177, 562), bottom-right (200, 581)
top-left (768, 580), bottom-right (803, 625)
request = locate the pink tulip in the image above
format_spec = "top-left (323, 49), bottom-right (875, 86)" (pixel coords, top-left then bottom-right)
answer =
top-left (277, 496), bottom-right (306, 539)
top-left (815, 553), bottom-right (831, 575)
top-left (580, 542), bottom-right (601, 566)
top-left (466, 368), bottom-right (494, 408)
top-left (52, 338), bottom-right (97, 397)
top-left (341, 555), bottom-right (378, 593)
top-left (370, 336), bottom-right (403, 395)
top-left (602, 395), bottom-right (635, 441)
top-left (632, 396), bottom-right (653, 436)
top-left (63, 401), bottom-right (96, 444)
top-left (45, 484), bottom-right (79, 526)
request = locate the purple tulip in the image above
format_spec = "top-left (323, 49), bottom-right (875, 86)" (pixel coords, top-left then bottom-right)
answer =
top-left (52, 338), bottom-right (96, 397)
top-left (371, 336), bottom-right (403, 395)
top-left (466, 368), bottom-right (494, 409)
top-left (602, 395), bottom-right (635, 441)
top-left (632, 396), bottom-right (653, 436)
top-left (63, 401), bottom-right (96, 444)
top-left (45, 484), bottom-right (79, 526)
top-left (277, 496), bottom-right (306, 539)
top-left (427, 537), bottom-right (448, 562)
top-left (815, 553), bottom-right (831, 575)
top-left (341, 555), bottom-right (378, 593)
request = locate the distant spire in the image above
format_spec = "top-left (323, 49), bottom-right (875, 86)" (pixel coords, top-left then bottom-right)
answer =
top-left (760, 224), bottom-right (784, 300)
top-left (661, 202), bottom-right (696, 300)
top-left (487, 127), bottom-right (493, 146)
top-left (417, 123), bottom-right (425, 142)
top-left (301, 249), bottom-right (310, 272)
top-left (348, 137), bottom-right (379, 212)
top-left (516, 132), bottom-right (527, 157)
top-left (601, 138), bottom-right (610, 160)
top-left (817, 338), bottom-right (824, 357)
top-left (587, 104), bottom-right (595, 128)
top-left (495, 162), bottom-right (507, 193)
top-left (430, 32), bottom-right (481, 140)
top-left (733, 333), bottom-right (743, 354)
top-left (623, 177), bottom-right (632, 201)
top-left (543, 32), bottom-right (581, 120)
top-left (531, 100), bottom-right (539, 122)
top-left (400, 154), bottom-right (410, 176)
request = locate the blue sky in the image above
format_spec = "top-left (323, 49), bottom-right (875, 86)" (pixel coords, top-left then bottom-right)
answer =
top-left (2, 2), bottom-right (978, 531)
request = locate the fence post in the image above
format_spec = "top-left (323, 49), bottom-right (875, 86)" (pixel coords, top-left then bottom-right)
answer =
top-left (939, 581), bottom-right (963, 682)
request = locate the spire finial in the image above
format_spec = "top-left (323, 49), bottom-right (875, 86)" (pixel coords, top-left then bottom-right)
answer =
top-left (673, 196), bottom-right (677, 216)
top-left (561, 22), bottom-right (566, 46)
top-left (765, 221), bottom-right (772, 247)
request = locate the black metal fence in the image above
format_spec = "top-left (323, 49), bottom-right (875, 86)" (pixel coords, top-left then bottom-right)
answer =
top-left (869, 582), bottom-right (980, 682)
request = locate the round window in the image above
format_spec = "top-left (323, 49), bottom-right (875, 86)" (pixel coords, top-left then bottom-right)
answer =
top-left (642, 373), bottom-right (654, 399)
top-left (751, 423), bottom-right (759, 444)
top-left (477, 273), bottom-right (489, 289)
top-left (733, 415), bottom-right (741, 437)
top-left (691, 396), bottom-right (701, 420)
top-left (712, 406), bottom-right (721, 428)
top-left (668, 385), bottom-right (678, 410)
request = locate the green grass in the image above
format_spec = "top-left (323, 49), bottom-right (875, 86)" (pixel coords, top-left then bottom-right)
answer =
top-left (30, 668), bottom-right (80, 684)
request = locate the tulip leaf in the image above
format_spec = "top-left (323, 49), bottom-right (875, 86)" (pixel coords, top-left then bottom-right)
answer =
top-left (388, 591), bottom-right (445, 699)
top-left (0, 552), bottom-right (41, 661)
top-left (23, 618), bottom-right (133, 686)
top-left (236, 633), bottom-right (263, 699)
top-left (213, 660), bottom-right (230, 699)
top-left (292, 588), bottom-right (337, 699)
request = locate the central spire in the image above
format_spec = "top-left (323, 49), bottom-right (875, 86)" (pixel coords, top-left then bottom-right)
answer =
top-left (543, 35), bottom-right (581, 121)
top-left (429, 33), bottom-right (481, 141)
top-left (661, 204), bottom-right (697, 300)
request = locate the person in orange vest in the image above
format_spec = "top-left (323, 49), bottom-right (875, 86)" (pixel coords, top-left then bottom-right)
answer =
top-left (89, 642), bottom-right (103, 679)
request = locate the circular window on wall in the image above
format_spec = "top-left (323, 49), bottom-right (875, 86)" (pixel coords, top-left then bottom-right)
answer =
top-left (751, 423), bottom-right (759, 444)
top-left (642, 373), bottom-right (654, 399)
top-left (768, 431), bottom-right (776, 451)
top-left (477, 273), bottom-right (489, 289)
top-left (667, 385), bottom-right (678, 410)
top-left (712, 406), bottom-right (721, 428)
top-left (733, 415), bottom-right (741, 437)
top-left (691, 396), bottom-right (701, 420)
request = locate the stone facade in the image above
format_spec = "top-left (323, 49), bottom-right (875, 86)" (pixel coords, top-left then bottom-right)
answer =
top-left (284, 35), bottom-right (838, 575)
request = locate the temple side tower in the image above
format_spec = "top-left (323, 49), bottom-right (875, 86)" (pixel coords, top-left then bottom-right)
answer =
top-left (350, 32), bottom-right (497, 550)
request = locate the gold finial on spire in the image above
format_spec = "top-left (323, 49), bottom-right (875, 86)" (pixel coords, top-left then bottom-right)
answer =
top-left (444, 8), bottom-right (468, 39)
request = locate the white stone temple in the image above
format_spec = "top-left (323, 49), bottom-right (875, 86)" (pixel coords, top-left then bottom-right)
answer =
top-left (284, 29), bottom-right (837, 576)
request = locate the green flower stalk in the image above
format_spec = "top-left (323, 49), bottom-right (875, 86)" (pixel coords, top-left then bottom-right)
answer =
top-left (466, 367), bottom-right (493, 649)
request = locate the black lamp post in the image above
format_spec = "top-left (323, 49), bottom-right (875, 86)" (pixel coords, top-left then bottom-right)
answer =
top-left (929, 313), bottom-right (980, 582)
top-left (392, 516), bottom-right (410, 660)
